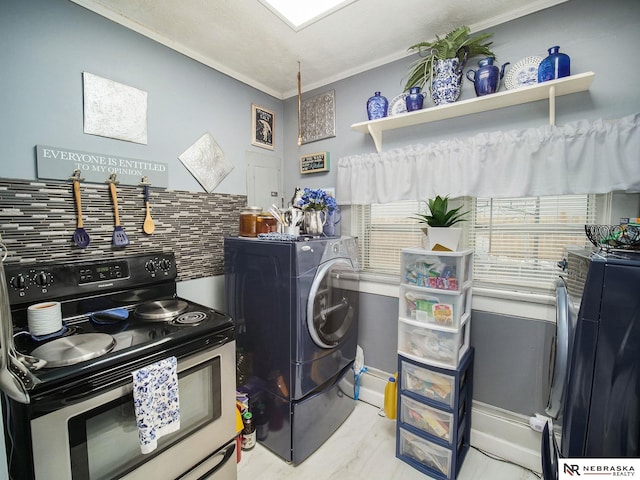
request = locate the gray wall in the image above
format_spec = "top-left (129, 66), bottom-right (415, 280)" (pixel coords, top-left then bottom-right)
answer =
top-left (0, 0), bottom-right (282, 193)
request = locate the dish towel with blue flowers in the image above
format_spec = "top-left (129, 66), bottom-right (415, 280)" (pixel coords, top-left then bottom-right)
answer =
top-left (132, 356), bottom-right (180, 454)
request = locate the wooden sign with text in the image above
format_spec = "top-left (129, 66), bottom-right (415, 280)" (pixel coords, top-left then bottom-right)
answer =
top-left (36, 145), bottom-right (168, 187)
top-left (300, 151), bottom-right (330, 174)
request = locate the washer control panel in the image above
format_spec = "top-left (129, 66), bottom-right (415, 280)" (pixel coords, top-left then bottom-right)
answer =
top-left (5, 252), bottom-right (176, 305)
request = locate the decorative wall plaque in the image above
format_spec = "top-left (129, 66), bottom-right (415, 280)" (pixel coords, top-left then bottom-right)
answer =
top-left (301, 90), bottom-right (336, 144)
top-left (82, 72), bottom-right (148, 144)
top-left (36, 145), bottom-right (168, 187)
top-left (178, 133), bottom-right (232, 193)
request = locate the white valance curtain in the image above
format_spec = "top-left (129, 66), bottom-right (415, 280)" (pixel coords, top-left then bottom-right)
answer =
top-left (337, 113), bottom-right (640, 204)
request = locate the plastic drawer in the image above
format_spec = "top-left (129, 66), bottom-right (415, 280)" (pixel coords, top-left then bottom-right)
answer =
top-left (399, 284), bottom-right (471, 328)
top-left (400, 394), bottom-right (454, 443)
top-left (400, 359), bottom-right (456, 408)
top-left (398, 427), bottom-right (452, 477)
top-left (401, 248), bottom-right (473, 292)
top-left (398, 314), bottom-right (470, 369)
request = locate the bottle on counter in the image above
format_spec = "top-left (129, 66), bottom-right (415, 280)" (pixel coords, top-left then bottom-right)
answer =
top-left (241, 411), bottom-right (256, 450)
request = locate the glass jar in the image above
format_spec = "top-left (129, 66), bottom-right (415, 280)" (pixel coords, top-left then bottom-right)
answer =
top-left (256, 214), bottom-right (277, 234)
top-left (239, 206), bottom-right (262, 237)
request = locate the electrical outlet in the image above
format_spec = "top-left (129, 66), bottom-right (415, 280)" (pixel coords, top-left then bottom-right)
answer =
top-left (529, 413), bottom-right (551, 432)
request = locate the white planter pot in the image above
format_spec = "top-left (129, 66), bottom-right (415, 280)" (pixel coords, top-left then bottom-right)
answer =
top-left (426, 226), bottom-right (462, 251)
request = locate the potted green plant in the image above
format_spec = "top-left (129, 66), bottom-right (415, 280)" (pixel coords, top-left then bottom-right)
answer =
top-left (404, 25), bottom-right (495, 105)
top-left (412, 195), bottom-right (469, 251)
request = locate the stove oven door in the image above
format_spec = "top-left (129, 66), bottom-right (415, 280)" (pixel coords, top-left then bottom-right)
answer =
top-left (28, 340), bottom-right (237, 480)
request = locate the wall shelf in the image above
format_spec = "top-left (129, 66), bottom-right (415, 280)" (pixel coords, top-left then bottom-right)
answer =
top-left (351, 72), bottom-right (595, 153)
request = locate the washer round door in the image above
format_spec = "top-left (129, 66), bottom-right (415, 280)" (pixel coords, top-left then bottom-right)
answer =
top-left (306, 258), bottom-right (358, 349)
top-left (546, 277), bottom-right (578, 418)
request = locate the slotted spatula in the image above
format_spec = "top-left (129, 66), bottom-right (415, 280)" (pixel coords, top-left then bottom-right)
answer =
top-left (142, 184), bottom-right (155, 234)
top-left (108, 177), bottom-right (129, 247)
top-left (71, 175), bottom-right (90, 248)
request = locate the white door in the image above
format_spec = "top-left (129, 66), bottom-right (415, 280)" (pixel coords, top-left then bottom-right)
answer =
top-left (246, 151), bottom-right (282, 210)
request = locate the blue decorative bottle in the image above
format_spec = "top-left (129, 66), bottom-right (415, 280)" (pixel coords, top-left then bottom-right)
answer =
top-left (366, 91), bottom-right (388, 120)
top-left (405, 86), bottom-right (424, 112)
top-left (538, 46), bottom-right (570, 83)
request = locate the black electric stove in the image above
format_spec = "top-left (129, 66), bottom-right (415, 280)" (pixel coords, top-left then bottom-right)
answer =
top-left (4, 252), bottom-right (233, 408)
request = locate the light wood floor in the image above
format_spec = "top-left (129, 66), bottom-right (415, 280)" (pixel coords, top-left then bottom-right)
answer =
top-left (238, 400), bottom-right (541, 480)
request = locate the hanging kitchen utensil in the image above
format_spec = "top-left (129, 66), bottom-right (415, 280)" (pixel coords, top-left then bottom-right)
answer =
top-left (70, 170), bottom-right (90, 248)
top-left (107, 174), bottom-right (129, 247)
top-left (140, 177), bottom-right (155, 235)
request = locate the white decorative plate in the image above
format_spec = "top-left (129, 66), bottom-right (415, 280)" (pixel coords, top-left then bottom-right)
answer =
top-left (388, 93), bottom-right (409, 116)
top-left (504, 56), bottom-right (543, 90)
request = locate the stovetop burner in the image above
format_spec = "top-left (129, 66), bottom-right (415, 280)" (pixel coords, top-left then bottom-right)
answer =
top-left (134, 299), bottom-right (189, 321)
top-left (171, 311), bottom-right (207, 326)
top-left (31, 333), bottom-right (116, 368)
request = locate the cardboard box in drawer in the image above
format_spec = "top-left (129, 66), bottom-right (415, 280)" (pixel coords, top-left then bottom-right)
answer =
top-left (401, 394), bottom-right (454, 443)
top-left (398, 314), bottom-right (470, 369)
top-left (402, 248), bottom-right (472, 292)
top-left (400, 359), bottom-right (457, 408)
top-left (399, 284), bottom-right (471, 328)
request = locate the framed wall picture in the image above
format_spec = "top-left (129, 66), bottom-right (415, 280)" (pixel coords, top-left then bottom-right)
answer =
top-left (300, 151), bottom-right (330, 174)
top-left (251, 104), bottom-right (275, 150)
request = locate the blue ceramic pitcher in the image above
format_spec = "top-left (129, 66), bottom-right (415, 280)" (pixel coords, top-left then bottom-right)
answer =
top-left (323, 209), bottom-right (342, 237)
top-left (466, 57), bottom-right (510, 96)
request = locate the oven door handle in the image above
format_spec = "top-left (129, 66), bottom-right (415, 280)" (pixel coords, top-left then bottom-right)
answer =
top-left (176, 440), bottom-right (235, 480)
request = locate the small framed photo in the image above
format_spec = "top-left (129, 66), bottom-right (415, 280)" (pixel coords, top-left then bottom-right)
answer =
top-left (300, 151), bottom-right (330, 174)
top-left (251, 104), bottom-right (275, 150)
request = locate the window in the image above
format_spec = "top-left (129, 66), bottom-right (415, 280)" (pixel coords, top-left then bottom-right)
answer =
top-left (353, 200), bottom-right (423, 275)
top-left (470, 196), bottom-right (595, 293)
top-left (353, 195), bottom-right (596, 294)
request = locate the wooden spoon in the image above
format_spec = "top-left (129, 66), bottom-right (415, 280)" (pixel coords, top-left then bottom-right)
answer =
top-left (143, 185), bottom-right (155, 234)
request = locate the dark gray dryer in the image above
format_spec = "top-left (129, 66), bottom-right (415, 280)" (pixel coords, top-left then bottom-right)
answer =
top-left (224, 236), bottom-right (359, 464)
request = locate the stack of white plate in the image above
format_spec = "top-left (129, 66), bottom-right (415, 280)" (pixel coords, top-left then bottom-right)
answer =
top-left (27, 302), bottom-right (63, 336)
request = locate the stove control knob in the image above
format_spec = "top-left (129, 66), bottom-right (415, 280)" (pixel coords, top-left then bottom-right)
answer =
top-left (160, 259), bottom-right (171, 271)
top-left (34, 272), bottom-right (52, 287)
top-left (10, 274), bottom-right (28, 290)
top-left (145, 260), bottom-right (157, 273)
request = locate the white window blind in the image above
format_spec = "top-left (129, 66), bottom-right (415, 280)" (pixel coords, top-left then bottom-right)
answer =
top-left (470, 195), bottom-right (595, 294)
top-left (354, 200), bottom-right (423, 275)
top-left (354, 195), bottom-right (595, 294)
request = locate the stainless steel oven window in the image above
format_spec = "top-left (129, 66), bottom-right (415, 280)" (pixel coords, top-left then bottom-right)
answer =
top-left (68, 358), bottom-right (221, 480)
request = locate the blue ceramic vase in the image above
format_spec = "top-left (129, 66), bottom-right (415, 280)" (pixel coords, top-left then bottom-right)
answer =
top-left (431, 58), bottom-right (465, 105)
top-left (466, 57), bottom-right (510, 96)
top-left (405, 86), bottom-right (424, 112)
top-left (366, 91), bottom-right (388, 120)
top-left (538, 46), bottom-right (570, 83)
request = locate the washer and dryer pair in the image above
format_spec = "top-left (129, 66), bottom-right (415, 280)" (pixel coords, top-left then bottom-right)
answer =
top-left (224, 236), bottom-right (359, 464)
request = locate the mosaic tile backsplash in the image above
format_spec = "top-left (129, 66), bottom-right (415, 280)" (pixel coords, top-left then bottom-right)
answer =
top-left (0, 178), bottom-right (247, 280)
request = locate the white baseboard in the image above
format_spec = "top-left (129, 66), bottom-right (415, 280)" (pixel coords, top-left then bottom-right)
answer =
top-left (470, 401), bottom-right (542, 474)
top-left (344, 369), bottom-right (542, 474)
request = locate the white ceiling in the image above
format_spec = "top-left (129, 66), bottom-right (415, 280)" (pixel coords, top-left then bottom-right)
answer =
top-left (70, 0), bottom-right (566, 99)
